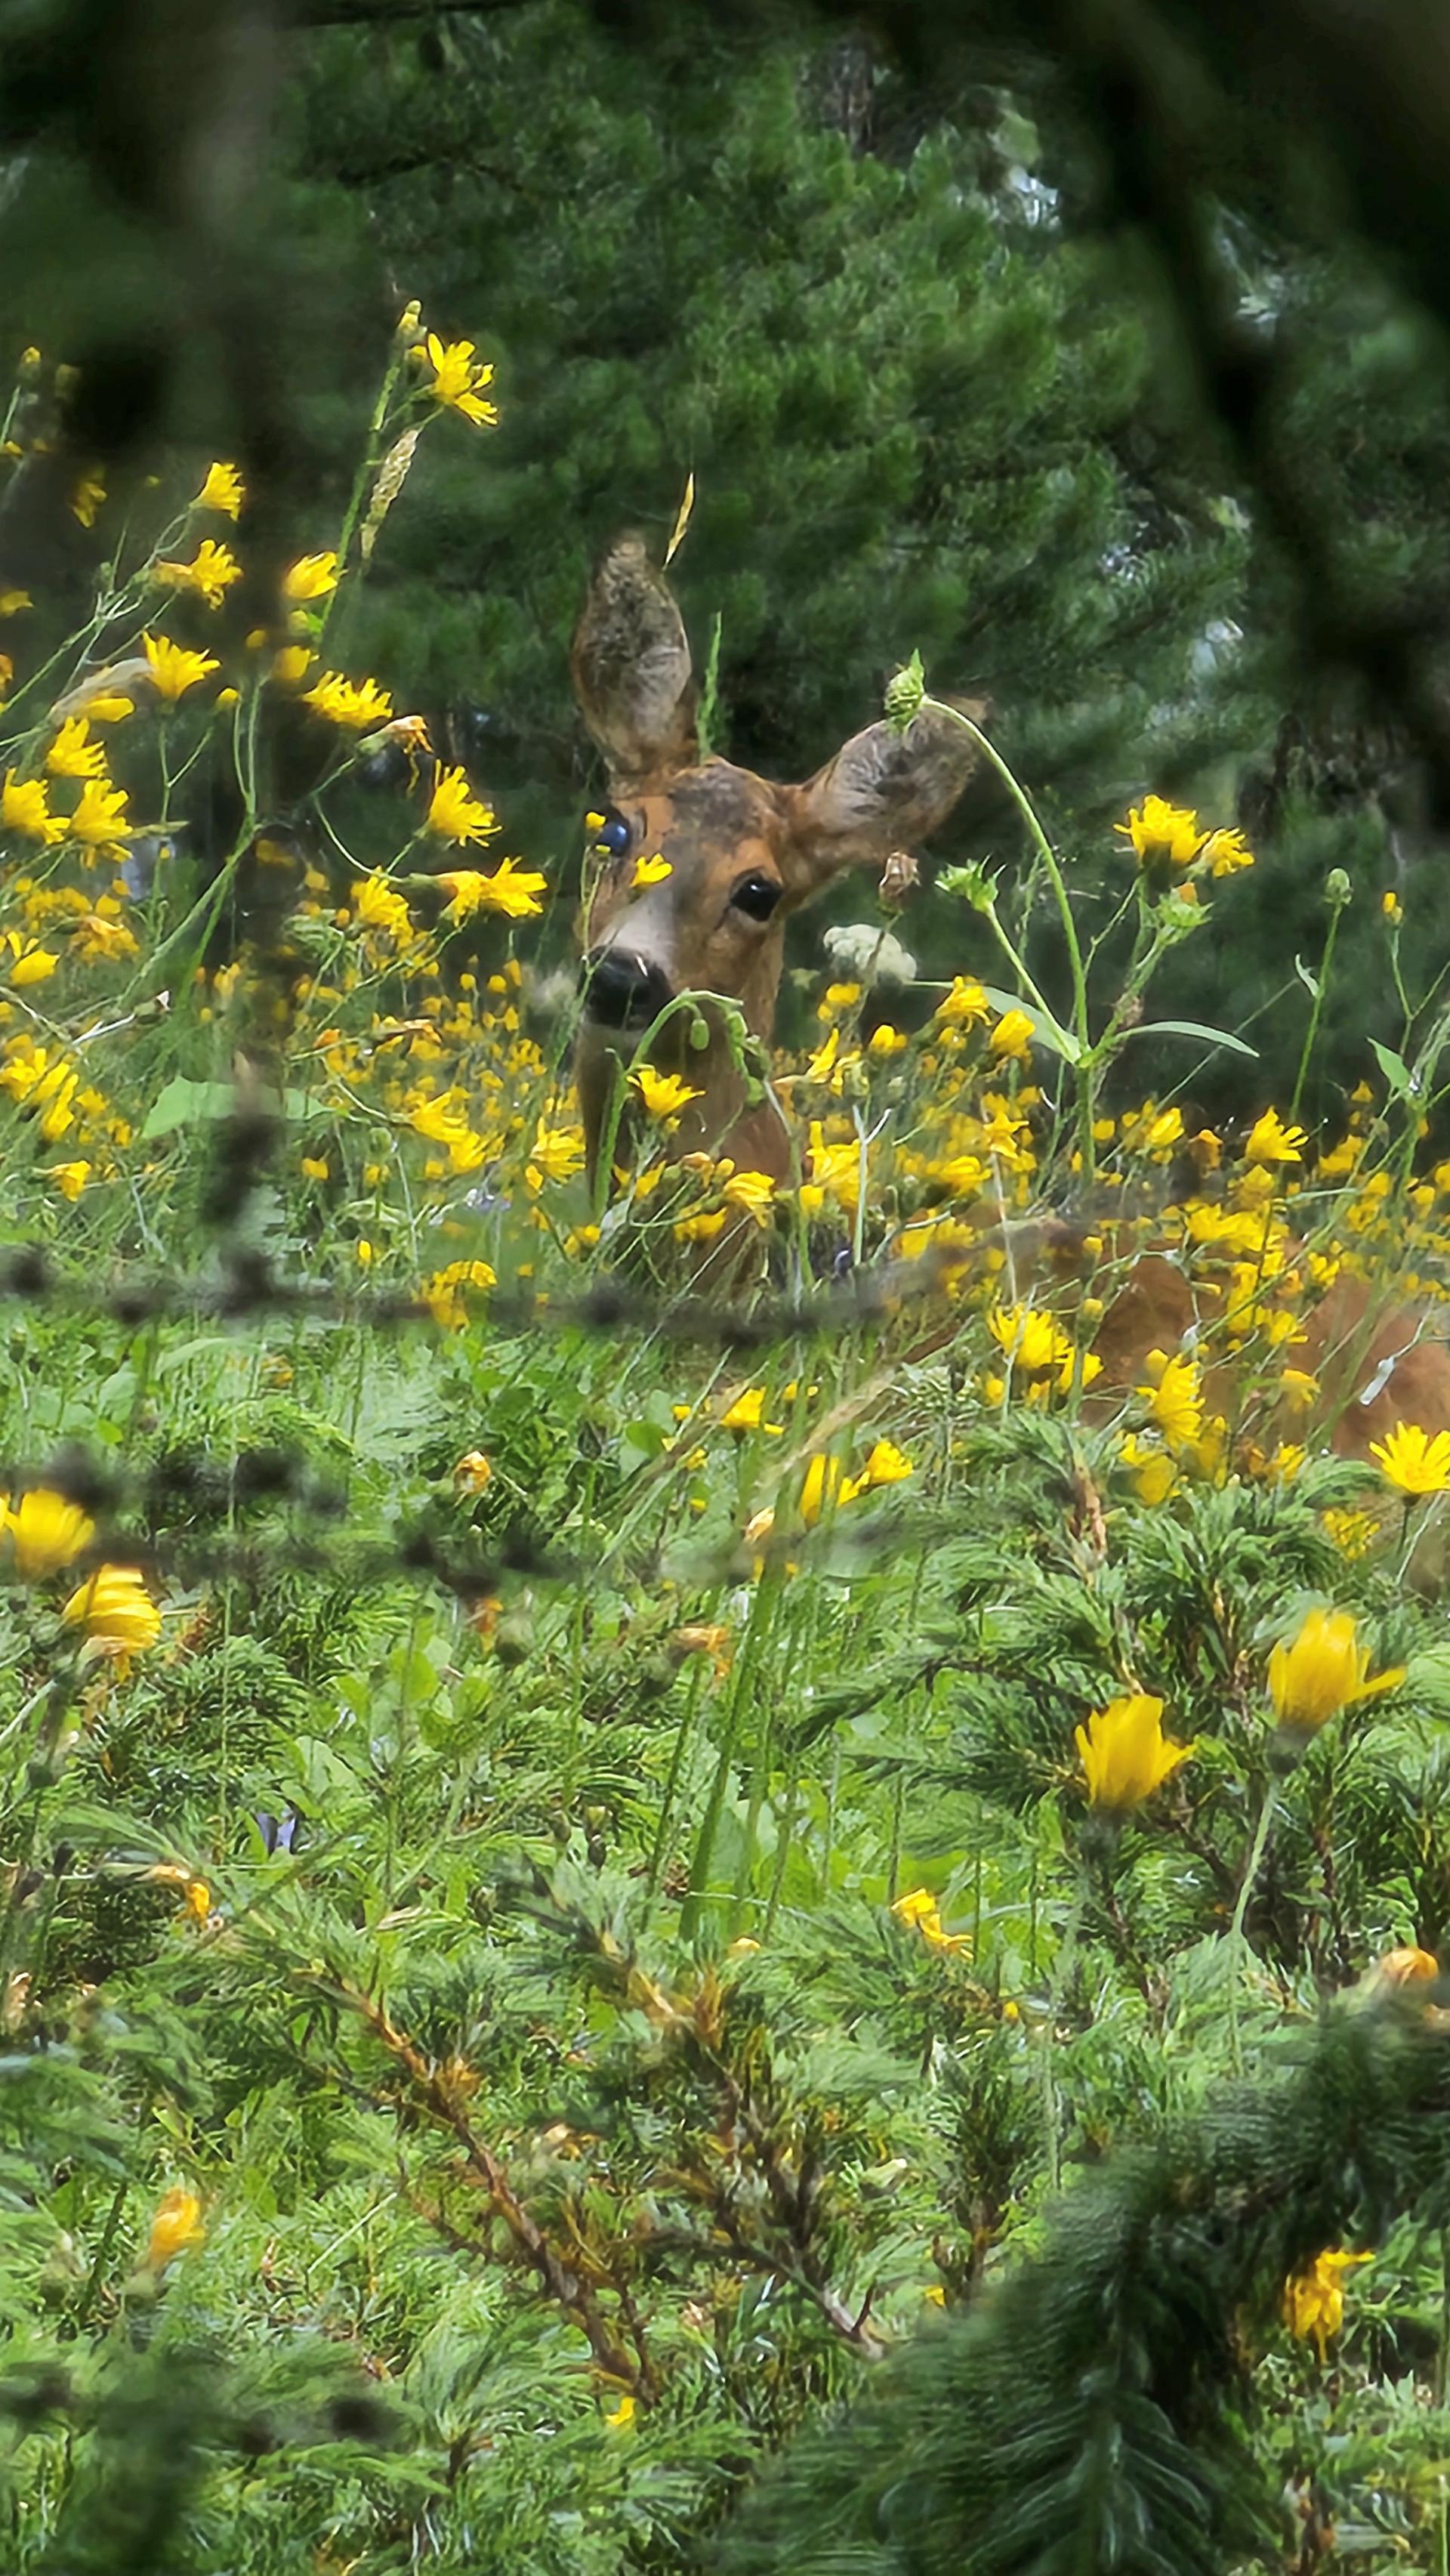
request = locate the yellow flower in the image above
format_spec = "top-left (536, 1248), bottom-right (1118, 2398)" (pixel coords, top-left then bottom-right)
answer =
top-left (301, 671), bottom-right (394, 730)
top-left (868, 1022), bottom-right (908, 1057)
top-left (632, 851), bottom-right (672, 888)
top-left (1115, 795), bottom-right (1206, 870)
top-left (2, 770), bottom-right (63, 843)
top-left (1376, 1944), bottom-right (1438, 1986)
top-left (526, 1121), bottom-right (586, 1190)
top-left (1322, 1506), bottom-right (1381, 1560)
top-left (153, 539), bottom-right (242, 610)
top-left (7, 945), bottom-right (57, 987)
top-left (196, 460), bottom-right (244, 518)
top-left (720, 1388), bottom-right (784, 1437)
top-left (604, 2393), bottom-right (636, 2432)
top-left (453, 1450), bottom-right (492, 1491)
top-left (145, 2187), bottom-right (205, 2272)
top-left (1075, 1694), bottom-right (1194, 1811)
top-left (1199, 826), bottom-right (1254, 876)
top-left (71, 467), bottom-right (106, 529)
top-left (933, 975), bottom-right (990, 1028)
top-left (0, 1487), bottom-right (95, 1579)
top-left (352, 871), bottom-right (415, 947)
top-left (988, 1303), bottom-right (1073, 1378)
top-left (273, 644), bottom-right (312, 685)
top-left (720, 1168), bottom-right (776, 1225)
top-left (1118, 1434), bottom-right (1178, 1506)
top-left (1268, 1608), bottom-right (1405, 1731)
top-left (1244, 1107), bottom-right (1307, 1166)
top-left (1137, 1348), bottom-right (1203, 1453)
top-left (848, 1438), bottom-right (914, 1495)
top-left (1382, 889), bottom-right (1403, 925)
top-left (891, 1887), bottom-right (970, 1955)
top-left (989, 1008), bottom-right (1035, 1061)
top-left (1283, 2247), bottom-right (1370, 2361)
top-left (44, 1159), bottom-right (91, 1200)
top-left (437, 859), bottom-right (546, 920)
top-left (282, 551), bottom-right (341, 604)
top-left (300, 1154), bottom-right (329, 1183)
top-left (427, 767), bottom-right (498, 846)
top-left (45, 717), bottom-right (107, 780)
top-left (142, 632), bottom-right (218, 703)
top-left (422, 1259), bottom-right (497, 1328)
top-left (410, 1092), bottom-right (486, 1173)
top-left (0, 588), bottom-right (32, 613)
top-left (424, 335), bottom-right (498, 427)
top-left (85, 691), bottom-right (134, 724)
top-left (633, 1065), bottom-right (701, 1120)
top-left (67, 777), bottom-right (132, 857)
top-left (1369, 1421), bottom-right (1450, 1497)
top-left (800, 1454), bottom-right (844, 1527)
top-left (63, 1564), bottom-right (162, 1662)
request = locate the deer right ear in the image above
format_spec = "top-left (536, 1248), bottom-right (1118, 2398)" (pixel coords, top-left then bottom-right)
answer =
top-left (782, 696), bottom-right (992, 895)
top-left (570, 533), bottom-right (698, 787)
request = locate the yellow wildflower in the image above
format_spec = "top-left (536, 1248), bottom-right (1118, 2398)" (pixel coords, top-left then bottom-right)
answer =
top-left (0, 1487), bottom-right (94, 1579)
top-left (1115, 795), bottom-right (1205, 870)
top-left (1369, 1421), bottom-right (1450, 1497)
top-left (2, 770), bottom-right (62, 843)
top-left (989, 1007), bottom-right (1035, 1061)
top-left (1199, 826), bottom-right (1254, 876)
top-left (437, 858), bottom-right (546, 919)
top-left (891, 1886), bottom-right (970, 1955)
top-left (422, 1259), bottom-right (497, 1328)
top-left (800, 1454), bottom-right (844, 1526)
top-left (1244, 1107), bottom-right (1307, 1166)
top-left (282, 551), bottom-right (341, 604)
top-left (144, 2188), bottom-right (205, 2272)
top-left (45, 717), bottom-right (106, 780)
top-left (604, 2394), bottom-right (636, 2432)
top-left (66, 777), bottom-right (132, 858)
top-left (45, 1160), bottom-right (91, 1200)
top-left (720, 1168), bottom-right (776, 1225)
top-left (62, 1564), bottom-right (162, 1663)
top-left (1118, 1434), bottom-right (1178, 1506)
top-left (196, 460), bottom-right (244, 518)
top-left (632, 851), bottom-right (672, 888)
top-left (868, 1022), bottom-right (908, 1057)
top-left (6, 944), bottom-right (57, 987)
top-left (142, 632), bottom-right (218, 703)
top-left (720, 1387), bottom-right (784, 1437)
top-left (526, 1121), bottom-right (586, 1190)
top-left (1268, 1607), bottom-right (1404, 1731)
top-left (1283, 2247), bottom-right (1370, 2361)
top-left (633, 1065), bottom-right (701, 1120)
top-left (427, 766), bottom-right (498, 846)
top-left (933, 975), bottom-right (990, 1028)
top-left (453, 1451), bottom-right (492, 1492)
top-left (1137, 1348), bottom-right (1204, 1453)
top-left (410, 1092), bottom-right (486, 1173)
top-left (301, 671), bottom-right (394, 729)
top-left (423, 335), bottom-right (498, 427)
top-left (1382, 889), bottom-right (1403, 925)
top-left (273, 645), bottom-right (312, 685)
top-left (71, 467), bottom-right (106, 529)
top-left (1075, 1694), bottom-right (1194, 1811)
top-left (153, 539), bottom-right (242, 610)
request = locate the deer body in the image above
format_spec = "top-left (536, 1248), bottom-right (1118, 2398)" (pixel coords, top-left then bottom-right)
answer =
top-left (568, 536), bottom-right (1450, 1466)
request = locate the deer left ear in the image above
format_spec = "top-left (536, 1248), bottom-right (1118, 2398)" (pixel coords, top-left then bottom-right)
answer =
top-left (782, 697), bottom-right (991, 894)
top-left (571, 533), bottom-right (698, 788)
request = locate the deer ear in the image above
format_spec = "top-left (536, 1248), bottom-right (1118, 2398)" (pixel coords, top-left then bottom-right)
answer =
top-left (783, 696), bottom-right (991, 893)
top-left (570, 533), bottom-right (698, 786)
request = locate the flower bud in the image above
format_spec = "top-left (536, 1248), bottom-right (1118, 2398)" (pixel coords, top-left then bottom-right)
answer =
top-left (1325, 868), bottom-right (1353, 908)
top-left (884, 650), bottom-right (925, 731)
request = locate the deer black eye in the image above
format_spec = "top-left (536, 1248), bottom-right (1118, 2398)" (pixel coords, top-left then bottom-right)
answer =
top-left (731, 873), bottom-right (781, 922)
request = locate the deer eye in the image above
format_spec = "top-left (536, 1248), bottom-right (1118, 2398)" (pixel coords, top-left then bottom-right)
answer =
top-left (730, 872), bottom-right (782, 922)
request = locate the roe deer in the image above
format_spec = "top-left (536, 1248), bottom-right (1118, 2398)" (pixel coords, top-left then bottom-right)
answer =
top-left (571, 533), bottom-right (988, 1188)
top-left (569, 535), bottom-right (1450, 1469)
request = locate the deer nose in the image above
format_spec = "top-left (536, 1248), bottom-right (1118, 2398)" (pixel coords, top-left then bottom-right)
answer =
top-left (580, 947), bottom-right (674, 1030)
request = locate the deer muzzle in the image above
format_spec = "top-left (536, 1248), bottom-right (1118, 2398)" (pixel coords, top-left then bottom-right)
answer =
top-left (579, 946), bottom-right (676, 1033)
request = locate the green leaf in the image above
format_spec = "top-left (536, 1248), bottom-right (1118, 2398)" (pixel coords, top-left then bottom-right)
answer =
top-left (1370, 1037), bottom-right (1414, 1095)
top-left (1123, 1019), bottom-right (1260, 1060)
top-left (140, 1075), bottom-right (327, 1138)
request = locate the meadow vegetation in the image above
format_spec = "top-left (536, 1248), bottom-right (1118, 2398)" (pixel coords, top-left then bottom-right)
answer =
top-left (5, 317), bottom-right (1450, 2574)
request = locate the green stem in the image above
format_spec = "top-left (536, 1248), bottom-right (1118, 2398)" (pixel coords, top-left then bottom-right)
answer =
top-left (1289, 898), bottom-right (1346, 1124)
top-left (1228, 1782), bottom-right (1277, 2077)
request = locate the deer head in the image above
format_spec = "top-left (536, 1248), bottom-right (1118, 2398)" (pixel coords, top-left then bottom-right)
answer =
top-left (572, 533), bottom-right (989, 1184)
